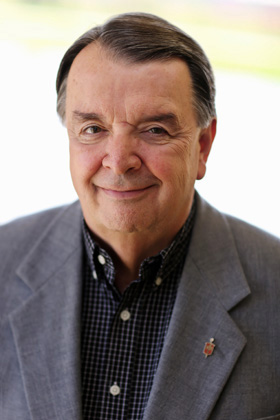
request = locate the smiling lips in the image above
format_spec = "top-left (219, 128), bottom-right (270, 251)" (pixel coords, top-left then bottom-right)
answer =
top-left (97, 185), bottom-right (155, 199)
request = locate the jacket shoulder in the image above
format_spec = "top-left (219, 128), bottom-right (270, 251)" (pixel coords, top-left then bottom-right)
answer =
top-left (1, 205), bottom-right (66, 254)
top-left (0, 202), bottom-right (82, 272)
top-left (0, 202), bottom-right (82, 321)
top-left (194, 194), bottom-right (280, 285)
top-left (225, 213), bottom-right (280, 259)
top-left (222, 212), bottom-right (280, 295)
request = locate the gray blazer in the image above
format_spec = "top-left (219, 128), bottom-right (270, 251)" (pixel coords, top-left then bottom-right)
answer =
top-left (1, 195), bottom-right (280, 420)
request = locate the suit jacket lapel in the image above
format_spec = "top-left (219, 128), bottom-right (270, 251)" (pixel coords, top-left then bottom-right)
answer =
top-left (144, 194), bottom-right (251, 420)
top-left (8, 202), bottom-right (84, 420)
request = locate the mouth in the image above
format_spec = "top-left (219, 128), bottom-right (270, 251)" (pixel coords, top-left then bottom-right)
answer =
top-left (96, 185), bottom-right (155, 199)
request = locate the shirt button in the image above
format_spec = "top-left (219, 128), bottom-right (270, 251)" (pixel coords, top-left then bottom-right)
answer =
top-left (155, 276), bottom-right (163, 286)
top-left (98, 254), bottom-right (106, 265)
top-left (92, 270), bottom-right (97, 280)
top-left (110, 383), bottom-right (120, 396)
top-left (120, 310), bottom-right (131, 321)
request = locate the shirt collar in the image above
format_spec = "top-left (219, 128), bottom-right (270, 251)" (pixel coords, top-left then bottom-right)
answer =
top-left (83, 195), bottom-right (196, 286)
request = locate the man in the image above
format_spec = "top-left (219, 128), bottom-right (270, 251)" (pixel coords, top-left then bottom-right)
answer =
top-left (0, 12), bottom-right (280, 420)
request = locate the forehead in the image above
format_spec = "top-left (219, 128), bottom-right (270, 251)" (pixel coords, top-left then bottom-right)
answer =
top-left (66, 43), bottom-right (194, 122)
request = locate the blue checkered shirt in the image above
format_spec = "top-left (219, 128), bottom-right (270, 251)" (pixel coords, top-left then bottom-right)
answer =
top-left (81, 199), bottom-right (196, 419)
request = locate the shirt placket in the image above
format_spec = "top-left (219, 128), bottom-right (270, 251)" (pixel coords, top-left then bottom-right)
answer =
top-left (98, 283), bottom-right (140, 418)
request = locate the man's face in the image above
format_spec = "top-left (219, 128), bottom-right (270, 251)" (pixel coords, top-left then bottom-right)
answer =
top-left (66, 43), bottom-right (215, 240)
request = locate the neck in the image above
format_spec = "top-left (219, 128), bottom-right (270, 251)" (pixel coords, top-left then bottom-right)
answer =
top-left (90, 228), bottom-right (176, 293)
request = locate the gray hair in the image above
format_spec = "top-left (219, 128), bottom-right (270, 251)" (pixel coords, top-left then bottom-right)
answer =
top-left (56, 12), bottom-right (216, 127)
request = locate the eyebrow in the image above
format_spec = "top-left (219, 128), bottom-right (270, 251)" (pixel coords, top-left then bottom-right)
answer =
top-left (140, 113), bottom-right (180, 129)
top-left (72, 111), bottom-right (102, 122)
top-left (72, 110), bottom-right (180, 129)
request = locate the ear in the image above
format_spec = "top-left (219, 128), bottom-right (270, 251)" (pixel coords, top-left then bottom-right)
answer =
top-left (196, 118), bottom-right (217, 180)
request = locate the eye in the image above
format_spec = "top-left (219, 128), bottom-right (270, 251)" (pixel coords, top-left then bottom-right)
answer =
top-left (148, 127), bottom-right (167, 135)
top-left (83, 125), bottom-right (102, 134)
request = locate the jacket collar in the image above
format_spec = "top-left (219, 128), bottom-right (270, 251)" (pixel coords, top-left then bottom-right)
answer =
top-left (143, 194), bottom-right (251, 420)
top-left (9, 201), bottom-right (84, 420)
top-left (16, 202), bottom-right (83, 292)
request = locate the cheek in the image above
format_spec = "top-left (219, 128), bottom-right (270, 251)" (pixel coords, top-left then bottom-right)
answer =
top-left (146, 147), bottom-right (187, 184)
top-left (69, 144), bottom-right (103, 184)
top-left (153, 146), bottom-right (199, 194)
top-left (144, 145), bottom-right (179, 178)
top-left (148, 157), bottom-right (170, 179)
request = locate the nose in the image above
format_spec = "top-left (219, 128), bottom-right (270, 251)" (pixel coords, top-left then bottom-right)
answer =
top-left (102, 134), bottom-right (142, 175)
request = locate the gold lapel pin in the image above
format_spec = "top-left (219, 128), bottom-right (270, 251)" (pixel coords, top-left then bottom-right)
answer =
top-left (203, 338), bottom-right (215, 358)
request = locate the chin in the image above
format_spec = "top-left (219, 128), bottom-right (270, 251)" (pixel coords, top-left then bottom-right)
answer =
top-left (82, 199), bottom-right (159, 235)
top-left (101, 208), bottom-right (158, 234)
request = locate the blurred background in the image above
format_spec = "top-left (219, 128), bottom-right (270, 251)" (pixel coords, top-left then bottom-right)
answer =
top-left (0, 0), bottom-right (280, 236)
